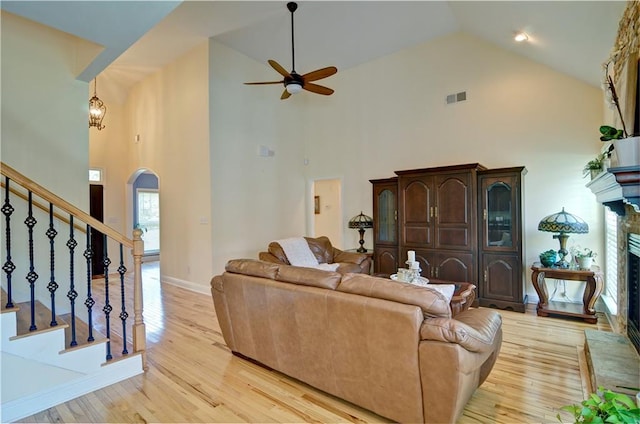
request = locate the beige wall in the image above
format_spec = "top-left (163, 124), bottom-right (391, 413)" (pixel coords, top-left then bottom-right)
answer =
top-left (1, 12), bottom-right (92, 206)
top-left (89, 101), bottom-right (129, 260)
top-left (123, 42), bottom-right (212, 292)
top-left (209, 32), bottom-right (604, 301)
top-left (209, 41), bottom-right (308, 272)
top-left (0, 12), bottom-right (94, 304)
top-left (313, 179), bottom-right (343, 248)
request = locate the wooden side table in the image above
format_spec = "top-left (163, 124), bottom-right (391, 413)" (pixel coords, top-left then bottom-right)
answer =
top-left (530, 263), bottom-right (604, 324)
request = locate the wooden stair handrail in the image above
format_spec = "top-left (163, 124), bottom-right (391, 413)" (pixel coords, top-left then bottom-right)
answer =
top-left (1, 162), bottom-right (132, 248)
top-left (1, 181), bottom-right (87, 234)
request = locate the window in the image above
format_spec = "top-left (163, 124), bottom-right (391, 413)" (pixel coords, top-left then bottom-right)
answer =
top-left (136, 189), bottom-right (160, 254)
top-left (604, 207), bottom-right (618, 313)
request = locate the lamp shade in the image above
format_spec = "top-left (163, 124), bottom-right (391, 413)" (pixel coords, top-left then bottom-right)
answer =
top-left (348, 211), bottom-right (373, 229)
top-left (537, 207), bottom-right (589, 234)
top-left (538, 207), bottom-right (588, 267)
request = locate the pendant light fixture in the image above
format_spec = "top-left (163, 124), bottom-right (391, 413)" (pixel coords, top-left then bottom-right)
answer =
top-left (89, 78), bottom-right (106, 130)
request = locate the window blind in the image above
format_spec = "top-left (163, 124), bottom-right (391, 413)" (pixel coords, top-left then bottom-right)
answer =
top-left (605, 207), bottom-right (618, 302)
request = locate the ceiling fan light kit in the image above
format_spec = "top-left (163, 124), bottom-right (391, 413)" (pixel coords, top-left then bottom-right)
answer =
top-left (244, 1), bottom-right (337, 100)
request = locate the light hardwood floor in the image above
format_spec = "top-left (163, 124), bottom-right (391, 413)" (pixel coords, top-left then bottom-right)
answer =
top-left (20, 263), bottom-right (611, 423)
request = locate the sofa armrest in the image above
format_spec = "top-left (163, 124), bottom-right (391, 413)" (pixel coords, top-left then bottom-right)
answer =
top-left (419, 308), bottom-right (502, 353)
top-left (258, 251), bottom-right (284, 264)
top-left (332, 248), bottom-right (367, 265)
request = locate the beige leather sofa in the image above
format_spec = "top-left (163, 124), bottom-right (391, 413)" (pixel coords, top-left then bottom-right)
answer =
top-left (258, 236), bottom-right (371, 274)
top-left (211, 259), bottom-right (502, 423)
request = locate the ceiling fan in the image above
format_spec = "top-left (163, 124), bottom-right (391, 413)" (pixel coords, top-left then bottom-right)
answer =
top-left (245, 2), bottom-right (337, 100)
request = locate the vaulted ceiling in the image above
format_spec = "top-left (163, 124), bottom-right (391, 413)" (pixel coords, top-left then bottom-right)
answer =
top-left (2, 1), bottom-right (626, 103)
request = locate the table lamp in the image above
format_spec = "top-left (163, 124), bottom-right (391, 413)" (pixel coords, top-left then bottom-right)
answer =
top-left (348, 211), bottom-right (373, 253)
top-left (538, 207), bottom-right (589, 267)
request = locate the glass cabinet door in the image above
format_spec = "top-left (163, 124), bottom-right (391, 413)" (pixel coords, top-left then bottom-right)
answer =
top-left (377, 188), bottom-right (397, 243)
top-left (484, 179), bottom-right (514, 249)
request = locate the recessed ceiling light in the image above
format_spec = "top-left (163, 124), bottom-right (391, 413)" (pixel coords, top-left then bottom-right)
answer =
top-left (514, 32), bottom-right (529, 42)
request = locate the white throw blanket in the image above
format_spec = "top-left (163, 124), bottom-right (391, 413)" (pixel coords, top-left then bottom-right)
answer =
top-left (275, 237), bottom-right (339, 272)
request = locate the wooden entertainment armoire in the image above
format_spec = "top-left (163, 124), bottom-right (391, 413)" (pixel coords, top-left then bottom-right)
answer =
top-left (370, 163), bottom-right (527, 312)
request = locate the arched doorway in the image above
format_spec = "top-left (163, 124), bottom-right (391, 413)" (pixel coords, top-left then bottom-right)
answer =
top-left (127, 169), bottom-right (160, 261)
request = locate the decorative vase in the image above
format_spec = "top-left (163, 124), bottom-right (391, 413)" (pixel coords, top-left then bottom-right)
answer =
top-left (577, 256), bottom-right (593, 270)
top-left (613, 136), bottom-right (640, 167)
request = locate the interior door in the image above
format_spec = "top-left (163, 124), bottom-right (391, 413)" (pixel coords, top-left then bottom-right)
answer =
top-left (89, 184), bottom-right (104, 276)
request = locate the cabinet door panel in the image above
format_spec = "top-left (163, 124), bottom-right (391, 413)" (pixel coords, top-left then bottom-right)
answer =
top-left (437, 228), bottom-right (469, 248)
top-left (436, 252), bottom-right (473, 282)
top-left (374, 185), bottom-right (398, 245)
top-left (404, 181), bottom-right (430, 222)
top-left (481, 254), bottom-right (521, 301)
top-left (400, 178), bottom-right (433, 247)
top-left (435, 173), bottom-right (473, 250)
top-left (480, 175), bottom-right (519, 252)
top-left (375, 247), bottom-right (399, 275)
top-left (436, 175), bottom-right (470, 225)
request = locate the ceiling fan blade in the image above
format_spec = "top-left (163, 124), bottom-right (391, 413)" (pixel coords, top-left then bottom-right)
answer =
top-left (281, 89), bottom-right (292, 100)
top-left (269, 60), bottom-right (291, 78)
top-left (303, 82), bottom-right (334, 96)
top-left (244, 81), bottom-right (284, 85)
top-left (302, 66), bottom-right (337, 82)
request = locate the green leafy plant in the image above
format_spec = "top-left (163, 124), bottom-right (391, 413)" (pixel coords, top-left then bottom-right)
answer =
top-left (583, 155), bottom-right (604, 177)
top-left (599, 125), bottom-right (625, 141)
top-left (574, 248), bottom-right (596, 259)
top-left (557, 387), bottom-right (640, 423)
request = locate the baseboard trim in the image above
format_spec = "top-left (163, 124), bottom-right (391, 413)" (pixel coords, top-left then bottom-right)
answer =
top-left (162, 275), bottom-right (211, 295)
top-left (1, 354), bottom-right (143, 422)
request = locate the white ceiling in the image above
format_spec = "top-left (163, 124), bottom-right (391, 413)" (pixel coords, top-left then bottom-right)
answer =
top-left (2, 1), bottom-right (627, 104)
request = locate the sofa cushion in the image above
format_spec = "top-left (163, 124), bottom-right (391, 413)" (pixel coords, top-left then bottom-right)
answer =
top-left (419, 308), bottom-right (502, 353)
top-left (305, 236), bottom-right (335, 263)
top-left (337, 274), bottom-right (452, 319)
top-left (276, 264), bottom-right (342, 290)
top-left (226, 259), bottom-right (280, 279)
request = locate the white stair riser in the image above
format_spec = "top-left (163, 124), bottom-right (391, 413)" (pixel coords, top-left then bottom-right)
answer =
top-left (0, 311), bottom-right (17, 338)
top-left (1, 354), bottom-right (143, 423)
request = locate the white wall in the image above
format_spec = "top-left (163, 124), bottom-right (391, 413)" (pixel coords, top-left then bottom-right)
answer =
top-left (89, 99), bottom-right (129, 261)
top-left (208, 32), bottom-right (604, 301)
top-left (209, 41), bottom-right (308, 273)
top-left (313, 179), bottom-right (342, 248)
top-left (0, 12), bottom-right (94, 305)
top-left (123, 42), bottom-right (212, 291)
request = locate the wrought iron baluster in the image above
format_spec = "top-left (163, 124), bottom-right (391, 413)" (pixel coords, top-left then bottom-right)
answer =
top-left (83, 224), bottom-right (95, 342)
top-left (46, 203), bottom-right (58, 326)
top-left (118, 243), bottom-right (128, 355)
top-left (66, 215), bottom-right (78, 346)
top-left (25, 191), bottom-right (38, 331)
top-left (102, 234), bottom-right (112, 360)
top-left (2, 176), bottom-right (15, 308)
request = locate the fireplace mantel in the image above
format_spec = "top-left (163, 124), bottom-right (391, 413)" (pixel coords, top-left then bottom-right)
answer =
top-left (586, 165), bottom-right (640, 216)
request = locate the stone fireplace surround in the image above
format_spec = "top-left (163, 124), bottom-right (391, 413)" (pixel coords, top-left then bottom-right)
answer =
top-left (611, 204), bottom-right (640, 351)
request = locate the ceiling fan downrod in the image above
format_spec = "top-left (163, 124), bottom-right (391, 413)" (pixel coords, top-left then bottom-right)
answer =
top-left (288, 2), bottom-right (297, 73)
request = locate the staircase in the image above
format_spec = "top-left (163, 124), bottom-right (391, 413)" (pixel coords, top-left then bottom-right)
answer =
top-left (1, 163), bottom-right (147, 422)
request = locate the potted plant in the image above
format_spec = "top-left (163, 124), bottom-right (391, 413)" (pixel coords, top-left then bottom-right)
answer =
top-left (556, 386), bottom-right (640, 423)
top-left (600, 63), bottom-right (640, 167)
top-left (583, 154), bottom-right (604, 179)
top-left (571, 247), bottom-right (597, 270)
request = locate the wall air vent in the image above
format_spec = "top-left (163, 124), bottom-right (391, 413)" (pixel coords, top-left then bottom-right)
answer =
top-left (446, 91), bottom-right (467, 104)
